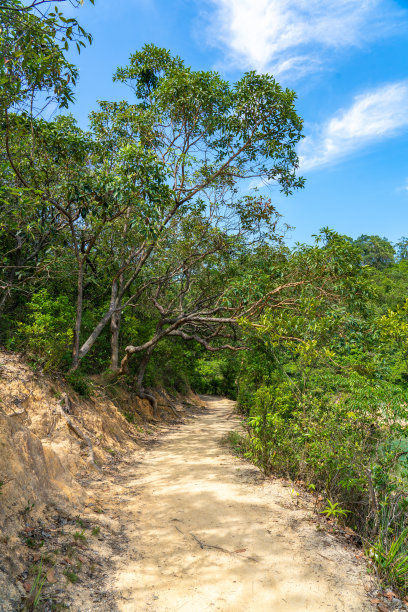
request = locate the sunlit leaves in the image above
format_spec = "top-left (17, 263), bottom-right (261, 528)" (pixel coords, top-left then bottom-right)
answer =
top-left (0, 0), bottom-right (92, 115)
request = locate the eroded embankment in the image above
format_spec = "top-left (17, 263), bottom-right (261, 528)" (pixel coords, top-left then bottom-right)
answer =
top-left (0, 350), bottom-right (188, 611)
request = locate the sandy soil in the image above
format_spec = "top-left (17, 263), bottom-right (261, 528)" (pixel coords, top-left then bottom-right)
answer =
top-left (96, 396), bottom-right (375, 612)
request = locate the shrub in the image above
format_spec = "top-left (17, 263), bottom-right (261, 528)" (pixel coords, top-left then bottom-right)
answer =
top-left (66, 371), bottom-right (92, 397)
top-left (244, 373), bottom-right (408, 536)
top-left (17, 289), bottom-right (74, 371)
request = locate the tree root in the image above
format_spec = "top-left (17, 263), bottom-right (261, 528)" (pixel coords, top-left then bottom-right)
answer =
top-left (156, 389), bottom-right (182, 419)
top-left (137, 388), bottom-right (159, 419)
top-left (6, 407), bottom-right (26, 417)
top-left (58, 394), bottom-right (101, 472)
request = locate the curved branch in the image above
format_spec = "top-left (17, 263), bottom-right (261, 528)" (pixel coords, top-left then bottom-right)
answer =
top-left (167, 329), bottom-right (247, 352)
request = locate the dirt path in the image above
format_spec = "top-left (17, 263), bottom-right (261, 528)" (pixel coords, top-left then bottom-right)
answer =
top-left (88, 396), bottom-right (373, 612)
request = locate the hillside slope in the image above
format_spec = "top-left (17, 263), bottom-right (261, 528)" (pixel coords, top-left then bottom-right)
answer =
top-left (0, 351), bottom-right (185, 611)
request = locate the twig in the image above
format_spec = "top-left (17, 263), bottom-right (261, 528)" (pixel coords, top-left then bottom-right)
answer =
top-left (317, 552), bottom-right (333, 562)
top-left (7, 407), bottom-right (26, 417)
top-left (366, 467), bottom-right (379, 536)
top-left (174, 525), bottom-right (258, 562)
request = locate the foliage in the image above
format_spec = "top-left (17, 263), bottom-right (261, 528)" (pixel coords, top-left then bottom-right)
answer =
top-left (17, 289), bottom-right (74, 370)
top-left (63, 568), bottom-right (79, 584)
top-left (354, 234), bottom-right (395, 269)
top-left (26, 557), bottom-right (46, 610)
top-left (229, 233), bottom-right (408, 593)
top-left (66, 371), bottom-right (92, 397)
top-left (0, 0), bottom-right (92, 116)
top-left (396, 237), bottom-right (408, 262)
top-left (370, 527), bottom-right (408, 590)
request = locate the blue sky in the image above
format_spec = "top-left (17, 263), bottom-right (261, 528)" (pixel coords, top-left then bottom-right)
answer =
top-left (65, 0), bottom-right (408, 245)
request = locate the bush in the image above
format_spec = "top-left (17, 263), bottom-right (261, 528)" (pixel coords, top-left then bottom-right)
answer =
top-left (66, 370), bottom-right (92, 397)
top-left (17, 289), bottom-right (74, 371)
top-left (244, 373), bottom-right (408, 537)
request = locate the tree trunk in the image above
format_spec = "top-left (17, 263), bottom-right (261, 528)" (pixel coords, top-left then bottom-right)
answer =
top-left (77, 274), bottom-right (122, 365)
top-left (135, 349), bottom-right (158, 419)
top-left (110, 307), bottom-right (122, 372)
top-left (110, 277), bottom-right (123, 372)
top-left (77, 306), bottom-right (115, 363)
top-left (0, 285), bottom-right (10, 314)
top-left (71, 259), bottom-right (84, 371)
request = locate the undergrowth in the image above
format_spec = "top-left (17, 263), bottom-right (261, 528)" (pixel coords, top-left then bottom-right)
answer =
top-left (234, 371), bottom-right (408, 595)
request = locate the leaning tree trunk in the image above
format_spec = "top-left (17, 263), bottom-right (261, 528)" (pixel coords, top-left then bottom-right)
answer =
top-left (135, 348), bottom-right (158, 419)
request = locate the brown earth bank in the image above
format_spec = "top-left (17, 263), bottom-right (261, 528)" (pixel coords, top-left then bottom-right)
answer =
top-left (0, 350), bottom-right (192, 611)
top-left (0, 352), bottom-right (398, 611)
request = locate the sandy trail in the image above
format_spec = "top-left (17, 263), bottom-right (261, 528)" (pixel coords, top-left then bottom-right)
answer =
top-left (107, 396), bottom-right (372, 611)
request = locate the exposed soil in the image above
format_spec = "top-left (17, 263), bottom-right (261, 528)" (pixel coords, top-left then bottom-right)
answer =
top-left (0, 350), bottom-right (187, 611)
top-left (71, 396), bottom-right (378, 612)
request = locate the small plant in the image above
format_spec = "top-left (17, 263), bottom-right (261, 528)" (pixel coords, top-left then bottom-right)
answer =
top-left (24, 558), bottom-right (46, 610)
top-left (22, 500), bottom-right (35, 517)
top-left (50, 386), bottom-right (62, 399)
top-left (75, 517), bottom-right (85, 528)
top-left (24, 537), bottom-right (44, 550)
top-left (73, 529), bottom-right (86, 543)
top-left (370, 528), bottom-right (408, 589)
top-left (91, 526), bottom-right (100, 536)
top-left (320, 500), bottom-right (350, 520)
top-left (66, 371), bottom-right (91, 397)
top-left (227, 431), bottom-right (249, 455)
top-left (63, 569), bottom-right (80, 584)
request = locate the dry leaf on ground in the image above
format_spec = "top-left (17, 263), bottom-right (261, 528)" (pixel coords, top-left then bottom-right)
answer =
top-left (46, 568), bottom-right (57, 583)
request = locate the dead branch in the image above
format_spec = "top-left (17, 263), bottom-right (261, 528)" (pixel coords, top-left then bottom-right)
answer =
top-left (174, 525), bottom-right (258, 562)
top-left (366, 467), bottom-right (379, 536)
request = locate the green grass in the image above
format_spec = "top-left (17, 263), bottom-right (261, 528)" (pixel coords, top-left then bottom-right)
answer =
top-left (63, 569), bottom-right (80, 584)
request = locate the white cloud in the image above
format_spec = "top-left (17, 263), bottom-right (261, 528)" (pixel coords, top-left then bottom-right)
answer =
top-left (399, 179), bottom-right (408, 192)
top-left (202, 0), bottom-right (403, 78)
top-left (299, 81), bottom-right (408, 171)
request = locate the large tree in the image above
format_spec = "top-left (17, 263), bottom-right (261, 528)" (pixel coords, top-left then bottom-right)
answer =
top-left (354, 235), bottom-right (395, 269)
top-left (68, 44), bottom-right (305, 371)
top-left (0, 0), bottom-right (93, 312)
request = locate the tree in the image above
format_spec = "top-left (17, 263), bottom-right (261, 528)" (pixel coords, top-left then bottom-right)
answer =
top-left (396, 237), bottom-right (408, 262)
top-left (116, 213), bottom-right (282, 412)
top-left (0, 0), bottom-right (93, 313)
top-left (354, 235), bottom-right (395, 269)
top-left (67, 43), bottom-right (304, 373)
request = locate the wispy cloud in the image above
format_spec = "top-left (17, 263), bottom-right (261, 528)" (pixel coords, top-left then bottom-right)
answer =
top-left (398, 179), bottom-right (408, 192)
top-left (202, 0), bottom-right (403, 78)
top-left (299, 81), bottom-right (408, 171)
